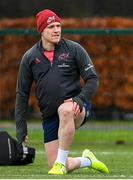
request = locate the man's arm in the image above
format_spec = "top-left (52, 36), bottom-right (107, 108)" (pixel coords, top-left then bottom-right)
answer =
top-left (15, 52), bottom-right (33, 143)
top-left (72, 43), bottom-right (99, 111)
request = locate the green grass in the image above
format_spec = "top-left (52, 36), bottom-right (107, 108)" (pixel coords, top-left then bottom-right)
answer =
top-left (0, 120), bottom-right (133, 179)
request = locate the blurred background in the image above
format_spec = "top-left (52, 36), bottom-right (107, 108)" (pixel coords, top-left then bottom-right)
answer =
top-left (0, 0), bottom-right (133, 121)
top-left (0, 0), bottom-right (133, 18)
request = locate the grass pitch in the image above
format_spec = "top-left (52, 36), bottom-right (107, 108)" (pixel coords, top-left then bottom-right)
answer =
top-left (0, 120), bottom-right (133, 179)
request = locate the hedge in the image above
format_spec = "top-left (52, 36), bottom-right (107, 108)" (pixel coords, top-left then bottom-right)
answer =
top-left (0, 17), bottom-right (133, 118)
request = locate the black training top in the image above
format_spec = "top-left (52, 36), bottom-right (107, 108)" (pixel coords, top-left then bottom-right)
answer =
top-left (15, 38), bottom-right (99, 142)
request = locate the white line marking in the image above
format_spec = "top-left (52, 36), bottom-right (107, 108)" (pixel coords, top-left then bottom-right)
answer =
top-left (36, 150), bottom-right (133, 155)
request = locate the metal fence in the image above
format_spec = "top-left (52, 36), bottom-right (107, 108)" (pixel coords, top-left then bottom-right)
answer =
top-left (0, 28), bottom-right (133, 36)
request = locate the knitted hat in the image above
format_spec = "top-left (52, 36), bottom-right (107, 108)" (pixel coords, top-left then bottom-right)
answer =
top-left (36, 9), bottom-right (61, 33)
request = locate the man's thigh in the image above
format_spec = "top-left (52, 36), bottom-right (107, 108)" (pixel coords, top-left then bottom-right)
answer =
top-left (42, 113), bottom-right (59, 143)
top-left (74, 101), bottom-right (91, 129)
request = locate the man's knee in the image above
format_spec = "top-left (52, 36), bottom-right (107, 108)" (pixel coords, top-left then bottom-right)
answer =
top-left (58, 103), bottom-right (74, 118)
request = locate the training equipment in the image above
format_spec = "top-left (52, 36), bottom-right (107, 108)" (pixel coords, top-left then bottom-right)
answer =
top-left (82, 149), bottom-right (109, 173)
top-left (48, 162), bottom-right (67, 175)
top-left (0, 131), bottom-right (35, 165)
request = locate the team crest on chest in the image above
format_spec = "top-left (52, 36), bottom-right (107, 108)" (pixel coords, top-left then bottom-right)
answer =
top-left (58, 53), bottom-right (70, 61)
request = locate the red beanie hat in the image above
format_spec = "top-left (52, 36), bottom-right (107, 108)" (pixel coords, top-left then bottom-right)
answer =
top-left (36, 9), bottom-right (61, 33)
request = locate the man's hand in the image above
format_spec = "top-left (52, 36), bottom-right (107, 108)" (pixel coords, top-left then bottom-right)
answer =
top-left (22, 135), bottom-right (28, 145)
top-left (72, 101), bottom-right (80, 116)
top-left (64, 98), bottom-right (80, 117)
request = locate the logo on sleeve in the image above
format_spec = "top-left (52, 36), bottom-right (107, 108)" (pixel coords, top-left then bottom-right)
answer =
top-left (85, 63), bottom-right (94, 71)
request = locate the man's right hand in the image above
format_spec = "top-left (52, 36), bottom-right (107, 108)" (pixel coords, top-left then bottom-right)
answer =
top-left (64, 98), bottom-right (80, 117)
top-left (22, 135), bottom-right (28, 145)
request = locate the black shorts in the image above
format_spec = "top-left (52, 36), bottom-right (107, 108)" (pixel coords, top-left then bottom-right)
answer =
top-left (42, 102), bottom-right (91, 143)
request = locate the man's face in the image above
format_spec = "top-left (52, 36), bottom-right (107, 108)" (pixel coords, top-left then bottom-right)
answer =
top-left (41, 22), bottom-right (61, 44)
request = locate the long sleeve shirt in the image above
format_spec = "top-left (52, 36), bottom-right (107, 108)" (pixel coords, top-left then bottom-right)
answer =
top-left (15, 38), bottom-right (99, 142)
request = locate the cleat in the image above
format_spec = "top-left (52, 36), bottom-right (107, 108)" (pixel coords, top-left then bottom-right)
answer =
top-left (82, 149), bottom-right (109, 174)
top-left (48, 162), bottom-right (67, 175)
